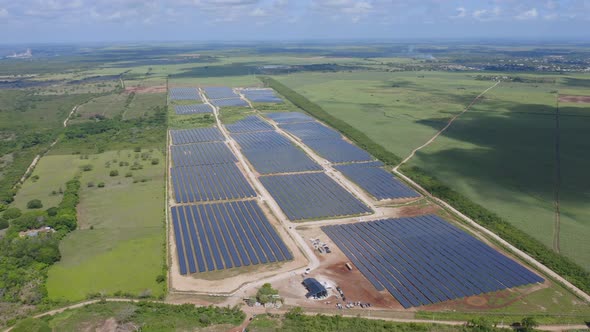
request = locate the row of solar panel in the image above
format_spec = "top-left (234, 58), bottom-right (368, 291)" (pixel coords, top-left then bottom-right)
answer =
top-left (322, 215), bottom-right (543, 308)
top-left (171, 164), bottom-right (256, 203)
top-left (172, 201), bottom-right (292, 274)
top-left (260, 172), bottom-right (372, 220)
top-left (170, 127), bottom-right (225, 145)
top-left (203, 86), bottom-right (238, 99)
top-left (225, 115), bottom-right (274, 133)
top-left (241, 89), bottom-right (283, 103)
top-left (232, 131), bottom-right (322, 174)
top-left (169, 87), bottom-right (201, 101)
top-left (265, 112), bottom-right (315, 124)
top-left (335, 163), bottom-right (420, 200)
top-left (174, 104), bottom-right (213, 115)
top-left (171, 142), bottom-right (236, 166)
top-left (210, 98), bottom-right (249, 108)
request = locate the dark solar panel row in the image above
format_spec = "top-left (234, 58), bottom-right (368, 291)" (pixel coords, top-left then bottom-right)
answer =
top-left (242, 89), bottom-right (283, 103)
top-left (302, 138), bottom-right (373, 163)
top-left (171, 142), bottom-right (236, 166)
top-left (280, 121), bottom-right (342, 140)
top-left (203, 86), bottom-right (238, 99)
top-left (174, 103), bottom-right (213, 115)
top-left (169, 87), bottom-right (201, 100)
top-left (170, 127), bottom-right (225, 145)
top-left (171, 201), bottom-right (293, 274)
top-left (265, 112), bottom-right (315, 124)
top-left (335, 163), bottom-right (420, 200)
top-left (171, 164), bottom-right (256, 203)
top-left (210, 98), bottom-right (249, 108)
top-left (260, 172), bottom-right (372, 220)
top-left (231, 131), bottom-right (322, 174)
top-left (225, 115), bottom-right (274, 133)
top-left (322, 215), bottom-right (543, 308)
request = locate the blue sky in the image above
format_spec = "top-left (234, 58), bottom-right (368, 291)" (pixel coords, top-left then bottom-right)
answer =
top-left (0, 0), bottom-right (589, 43)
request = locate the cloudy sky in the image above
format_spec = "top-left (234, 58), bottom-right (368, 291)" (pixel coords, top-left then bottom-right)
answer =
top-left (0, 0), bottom-right (589, 43)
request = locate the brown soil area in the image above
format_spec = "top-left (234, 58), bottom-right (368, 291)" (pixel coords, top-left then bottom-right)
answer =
top-left (559, 94), bottom-right (590, 103)
top-left (125, 85), bottom-right (166, 94)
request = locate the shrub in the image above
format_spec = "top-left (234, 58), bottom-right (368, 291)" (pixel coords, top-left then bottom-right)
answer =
top-left (97, 182), bottom-right (105, 188)
top-left (156, 274), bottom-right (165, 283)
top-left (80, 164), bottom-right (93, 172)
top-left (0, 217), bottom-right (9, 230)
top-left (87, 182), bottom-right (95, 188)
top-left (109, 170), bottom-right (119, 177)
top-left (3, 207), bottom-right (22, 219)
top-left (151, 158), bottom-right (159, 165)
top-left (27, 199), bottom-right (43, 209)
top-left (134, 147), bottom-right (141, 152)
top-left (46, 207), bottom-right (58, 216)
top-left (125, 172), bottom-right (133, 178)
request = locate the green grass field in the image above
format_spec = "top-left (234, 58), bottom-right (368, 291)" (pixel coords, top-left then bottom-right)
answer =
top-left (70, 93), bottom-right (129, 122)
top-left (274, 71), bottom-right (590, 271)
top-left (123, 93), bottom-right (166, 120)
top-left (46, 149), bottom-right (165, 301)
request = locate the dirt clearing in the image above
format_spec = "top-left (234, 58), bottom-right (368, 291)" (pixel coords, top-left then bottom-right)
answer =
top-left (125, 85), bottom-right (166, 94)
top-left (558, 94), bottom-right (590, 103)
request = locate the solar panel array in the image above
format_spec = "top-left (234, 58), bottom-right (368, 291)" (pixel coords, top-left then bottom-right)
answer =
top-left (170, 127), bottom-right (225, 145)
top-left (172, 201), bottom-right (293, 274)
top-left (280, 121), bottom-right (342, 140)
top-left (169, 87), bottom-right (201, 100)
top-left (171, 142), bottom-right (236, 166)
top-left (242, 89), bottom-right (283, 103)
top-left (171, 164), bottom-right (256, 203)
top-left (322, 215), bottom-right (544, 308)
top-left (209, 98), bottom-right (249, 108)
top-left (203, 86), bottom-right (238, 99)
top-left (174, 103), bottom-right (213, 115)
top-left (266, 112), bottom-right (315, 124)
top-left (225, 115), bottom-right (274, 133)
top-left (303, 139), bottom-right (373, 163)
top-left (335, 163), bottom-right (419, 200)
top-left (280, 121), bottom-right (375, 163)
top-left (260, 173), bottom-right (372, 220)
top-left (232, 131), bottom-right (322, 174)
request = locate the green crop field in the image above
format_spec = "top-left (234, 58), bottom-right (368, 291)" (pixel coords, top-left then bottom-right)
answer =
top-left (46, 149), bottom-right (165, 301)
top-left (274, 71), bottom-right (590, 271)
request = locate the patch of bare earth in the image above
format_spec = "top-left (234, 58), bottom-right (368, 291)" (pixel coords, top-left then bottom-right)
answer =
top-left (559, 94), bottom-right (590, 103)
top-left (125, 86), bottom-right (166, 94)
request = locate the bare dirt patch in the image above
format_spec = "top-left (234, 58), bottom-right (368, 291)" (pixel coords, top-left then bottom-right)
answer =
top-left (125, 85), bottom-right (166, 94)
top-left (559, 94), bottom-right (590, 104)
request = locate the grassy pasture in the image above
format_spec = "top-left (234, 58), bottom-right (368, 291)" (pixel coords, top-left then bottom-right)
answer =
top-left (46, 149), bottom-right (165, 301)
top-left (123, 92), bottom-right (166, 120)
top-left (70, 93), bottom-right (129, 122)
top-left (274, 71), bottom-right (590, 271)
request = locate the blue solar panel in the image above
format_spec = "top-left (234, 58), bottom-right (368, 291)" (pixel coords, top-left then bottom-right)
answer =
top-left (170, 127), bottom-right (225, 145)
top-left (210, 98), bottom-right (249, 108)
top-left (260, 172), bottom-right (372, 220)
top-left (266, 112), bottom-right (315, 124)
top-left (335, 163), bottom-right (420, 200)
top-left (171, 201), bottom-right (292, 274)
top-left (302, 138), bottom-right (373, 163)
top-left (242, 89), bottom-right (283, 103)
top-left (226, 115), bottom-right (274, 133)
top-left (280, 121), bottom-right (341, 140)
top-left (171, 164), bottom-right (256, 203)
top-left (232, 131), bottom-right (321, 174)
top-left (169, 87), bottom-right (201, 100)
top-left (203, 86), bottom-right (238, 99)
top-left (174, 103), bottom-right (213, 115)
top-left (171, 142), bottom-right (236, 166)
top-left (322, 215), bottom-right (544, 308)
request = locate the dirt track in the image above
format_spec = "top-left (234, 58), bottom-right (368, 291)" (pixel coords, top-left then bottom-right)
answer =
top-left (558, 94), bottom-right (590, 103)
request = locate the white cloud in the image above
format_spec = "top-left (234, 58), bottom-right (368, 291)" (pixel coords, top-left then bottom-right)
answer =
top-left (249, 7), bottom-right (266, 16)
top-left (0, 7), bottom-right (7, 17)
top-left (516, 8), bottom-right (538, 20)
top-left (451, 6), bottom-right (466, 18)
top-left (473, 6), bottom-right (501, 21)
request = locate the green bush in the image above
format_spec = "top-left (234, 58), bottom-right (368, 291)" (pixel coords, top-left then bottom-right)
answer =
top-left (3, 207), bottom-right (22, 219)
top-left (80, 164), bottom-right (93, 172)
top-left (26, 199), bottom-right (43, 209)
top-left (0, 217), bottom-right (9, 230)
top-left (98, 182), bottom-right (105, 188)
top-left (151, 158), bottom-right (159, 165)
top-left (109, 170), bottom-right (119, 177)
